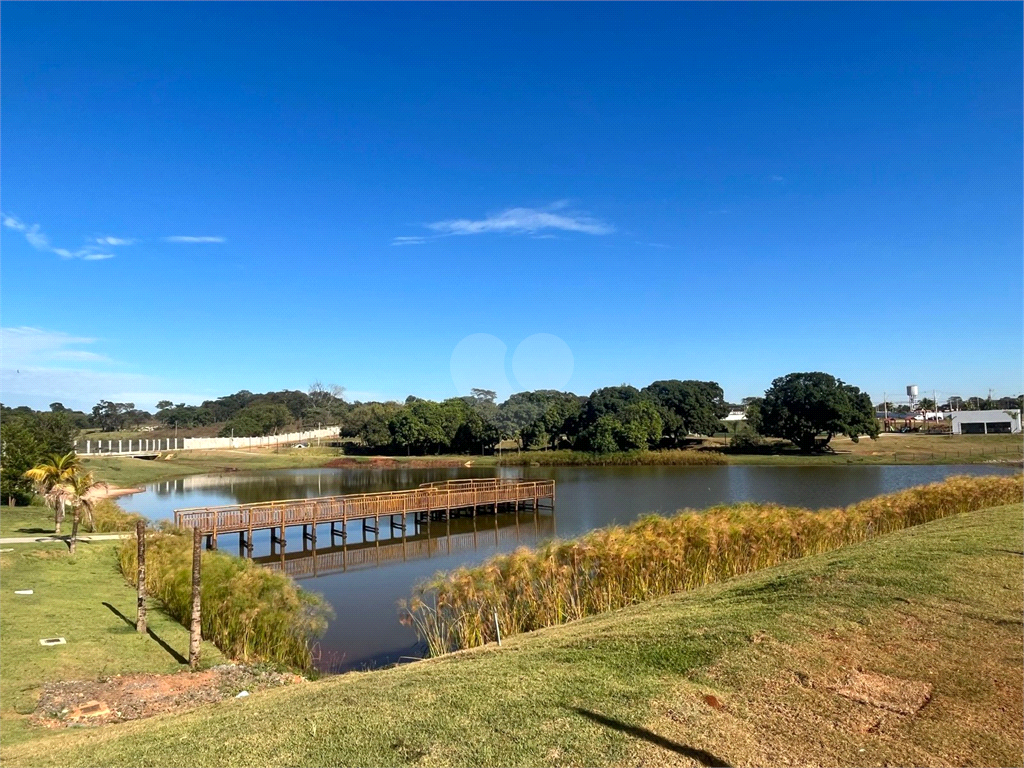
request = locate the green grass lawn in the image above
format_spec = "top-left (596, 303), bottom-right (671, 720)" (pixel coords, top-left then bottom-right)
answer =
top-left (0, 542), bottom-right (226, 748)
top-left (0, 506), bottom-right (59, 538)
top-left (3, 503), bottom-right (1020, 767)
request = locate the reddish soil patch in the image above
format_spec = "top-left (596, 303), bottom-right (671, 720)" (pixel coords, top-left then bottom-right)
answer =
top-left (32, 664), bottom-right (304, 728)
top-left (324, 457), bottom-right (475, 469)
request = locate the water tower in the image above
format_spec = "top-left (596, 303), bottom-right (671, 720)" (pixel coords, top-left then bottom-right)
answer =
top-left (907, 384), bottom-right (918, 411)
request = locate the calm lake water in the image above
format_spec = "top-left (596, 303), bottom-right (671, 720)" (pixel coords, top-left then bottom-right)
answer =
top-left (123, 463), bottom-right (1018, 672)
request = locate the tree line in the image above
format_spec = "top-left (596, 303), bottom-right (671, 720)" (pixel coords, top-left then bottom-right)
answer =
top-left (337, 380), bottom-right (736, 456)
top-left (0, 404), bottom-right (79, 504)
top-left (3, 374), bottom-right (1017, 504)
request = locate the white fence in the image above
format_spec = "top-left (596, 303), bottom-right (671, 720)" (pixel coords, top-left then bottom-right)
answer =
top-left (75, 426), bottom-right (340, 456)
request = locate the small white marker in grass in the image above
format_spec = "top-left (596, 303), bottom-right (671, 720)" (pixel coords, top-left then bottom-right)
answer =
top-left (14, 590), bottom-right (33, 595)
top-left (39, 637), bottom-right (66, 646)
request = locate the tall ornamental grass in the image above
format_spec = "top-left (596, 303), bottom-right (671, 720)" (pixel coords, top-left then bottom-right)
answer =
top-left (404, 474), bottom-right (1022, 655)
top-left (117, 528), bottom-right (333, 671)
top-left (87, 499), bottom-right (146, 533)
top-left (498, 449), bottom-right (727, 467)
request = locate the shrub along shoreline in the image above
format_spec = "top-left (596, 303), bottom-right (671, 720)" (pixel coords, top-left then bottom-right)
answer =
top-left (117, 528), bottom-right (333, 671)
top-left (404, 473), bottom-right (1023, 655)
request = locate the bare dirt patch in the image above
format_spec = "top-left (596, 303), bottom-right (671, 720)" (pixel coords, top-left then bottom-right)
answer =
top-left (834, 672), bottom-right (932, 715)
top-left (32, 664), bottom-right (304, 729)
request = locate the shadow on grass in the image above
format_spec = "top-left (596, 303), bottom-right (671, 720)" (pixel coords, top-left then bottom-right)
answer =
top-left (14, 527), bottom-right (55, 534)
top-left (103, 602), bottom-right (189, 665)
top-left (570, 707), bottom-right (731, 767)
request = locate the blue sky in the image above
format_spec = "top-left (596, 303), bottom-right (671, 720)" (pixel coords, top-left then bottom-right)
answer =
top-left (2, 3), bottom-right (1021, 412)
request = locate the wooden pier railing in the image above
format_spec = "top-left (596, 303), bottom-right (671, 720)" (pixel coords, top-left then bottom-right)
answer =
top-left (174, 478), bottom-right (555, 537)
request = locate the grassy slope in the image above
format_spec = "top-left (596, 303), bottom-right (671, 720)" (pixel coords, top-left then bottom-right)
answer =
top-left (0, 542), bottom-right (226, 748)
top-left (81, 447), bottom-right (348, 486)
top-left (4, 504), bottom-right (1021, 767)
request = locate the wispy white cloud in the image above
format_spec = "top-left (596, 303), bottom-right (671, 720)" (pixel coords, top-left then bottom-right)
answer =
top-left (1, 327), bottom-right (110, 367)
top-left (0, 326), bottom-right (213, 411)
top-left (0, 367), bottom-right (211, 412)
top-left (4, 214), bottom-right (114, 262)
top-left (426, 204), bottom-right (613, 237)
top-left (3, 214), bottom-right (51, 250)
top-left (391, 236), bottom-right (429, 246)
top-left (49, 350), bottom-right (113, 363)
top-left (54, 248), bottom-right (90, 260)
top-left (3, 215), bottom-right (229, 259)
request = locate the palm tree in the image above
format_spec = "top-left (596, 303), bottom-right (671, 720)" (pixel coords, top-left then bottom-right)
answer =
top-left (47, 471), bottom-right (102, 555)
top-left (23, 452), bottom-right (81, 534)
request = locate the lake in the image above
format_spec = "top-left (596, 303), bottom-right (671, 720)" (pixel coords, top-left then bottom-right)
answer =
top-left (123, 463), bottom-right (1018, 672)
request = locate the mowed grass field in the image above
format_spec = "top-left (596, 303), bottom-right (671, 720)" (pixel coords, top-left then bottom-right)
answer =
top-left (718, 432), bottom-right (1022, 465)
top-left (0, 506), bottom-right (61, 538)
top-left (0, 542), bottom-right (226, 748)
top-left (2, 503), bottom-right (1020, 767)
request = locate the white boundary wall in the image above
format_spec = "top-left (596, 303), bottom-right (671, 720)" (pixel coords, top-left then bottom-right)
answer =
top-left (76, 426), bottom-right (340, 455)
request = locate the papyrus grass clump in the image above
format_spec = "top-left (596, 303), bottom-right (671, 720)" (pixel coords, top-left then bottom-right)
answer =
top-left (404, 474), bottom-right (1022, 655)
top-left (118, 528), bottom-right (333, 670)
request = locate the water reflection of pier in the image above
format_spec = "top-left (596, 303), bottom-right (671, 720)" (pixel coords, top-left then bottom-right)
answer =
top-left (257, 506), bottom-right (556, 579)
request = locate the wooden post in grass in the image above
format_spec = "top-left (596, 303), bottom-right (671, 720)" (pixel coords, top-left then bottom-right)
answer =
top-left (136, 521), bottom-right (147, 634)
top-left (189, 526), bottom-right (202, 669)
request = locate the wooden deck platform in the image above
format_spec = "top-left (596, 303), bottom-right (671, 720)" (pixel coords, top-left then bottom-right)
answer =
top-left (174, 478), bottom-right (555, 557)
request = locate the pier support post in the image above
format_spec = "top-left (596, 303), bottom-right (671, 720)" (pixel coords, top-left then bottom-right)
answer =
top-left (189, 527), bottom-right (202, 670)
top-left (136, 521), bottom-right (147, 634)
top-left (331, 520), bottom-right (348, 544)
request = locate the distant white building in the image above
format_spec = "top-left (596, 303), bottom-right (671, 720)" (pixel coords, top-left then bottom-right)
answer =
top-left (950, 409), bottom-right (1021, 435)
top-left (723, 410), bottom-right (746, 422)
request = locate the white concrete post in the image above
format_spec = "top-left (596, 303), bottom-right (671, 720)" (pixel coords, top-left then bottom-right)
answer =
top-left (119, 440), bottom-right (122, 453)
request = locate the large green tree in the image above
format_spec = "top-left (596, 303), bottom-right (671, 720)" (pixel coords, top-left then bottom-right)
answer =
top-left (756, 372), bottom-right (879, 452)
top-left (220, 403), bottom-right (293, 437)
top-left (642, 380), bottom-right (729, 440)
top-left (1, 418), bottom-right (39, 505)
top-left (615, 400), bottom-right (664, 450)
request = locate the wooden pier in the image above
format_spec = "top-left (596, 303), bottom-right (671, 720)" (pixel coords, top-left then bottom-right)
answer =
top-left (173, 478), bottom-right (555, 557)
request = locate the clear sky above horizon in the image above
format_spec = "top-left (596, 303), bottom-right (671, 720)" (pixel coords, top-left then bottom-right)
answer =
top-left (2, 2), bottom-right (1021, 412)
